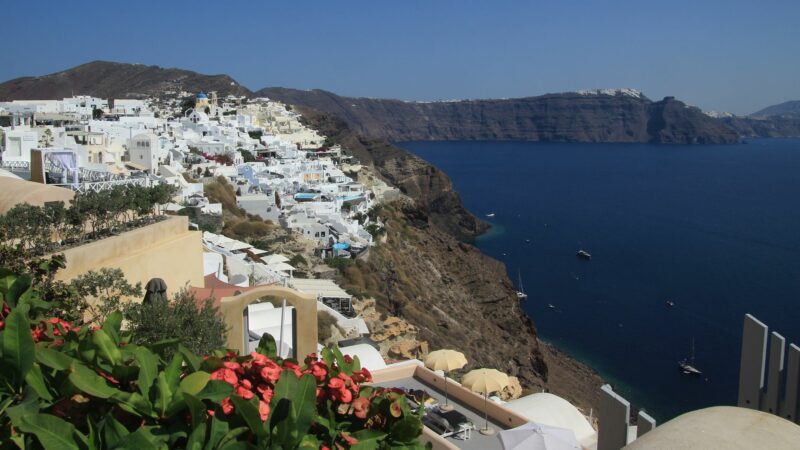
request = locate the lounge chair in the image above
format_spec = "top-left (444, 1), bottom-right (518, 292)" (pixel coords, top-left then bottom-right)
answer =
top-left (437, 409), bottom-right (475, 440)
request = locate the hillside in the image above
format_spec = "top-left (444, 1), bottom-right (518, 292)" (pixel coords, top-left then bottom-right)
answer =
top-left (258, 88), bottom-right (741, 144)
top-left (297, 106), bottom-right (603, 411)
top-left (0, 61), bottom-right (252, 100)
top-left (751, 100), bottom-right (800, 118)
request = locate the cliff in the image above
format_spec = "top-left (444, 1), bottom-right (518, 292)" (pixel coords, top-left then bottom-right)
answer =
top-left (299, 107), bottom-right (603, 411)
top-left (0, 61), bottom-right (252, 100)
top-left (258, 88), bottom-right (741, 144)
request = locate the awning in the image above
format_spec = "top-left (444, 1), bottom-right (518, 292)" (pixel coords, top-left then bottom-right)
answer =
top-left (289, 278), bottom-right (351, 299)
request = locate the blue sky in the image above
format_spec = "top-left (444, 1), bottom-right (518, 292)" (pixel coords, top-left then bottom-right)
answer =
top-left (2, 0), bottom-right (798, 114)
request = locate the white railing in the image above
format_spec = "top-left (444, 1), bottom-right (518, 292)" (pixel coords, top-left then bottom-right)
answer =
top-left (52, 177), bottom-right (153, 193)
top-left (0, 160), bottom-right (30, 171)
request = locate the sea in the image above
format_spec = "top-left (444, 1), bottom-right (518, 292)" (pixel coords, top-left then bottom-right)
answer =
top-left (398, 138), bottom-right (800, 422)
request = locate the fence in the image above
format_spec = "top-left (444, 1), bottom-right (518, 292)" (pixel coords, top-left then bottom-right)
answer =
top-left (597, 384), bottom-right (656, 450)
top-left (738, 313), bottom-right (800, 423)
top-left (52, 176), bottom-right (153, 193)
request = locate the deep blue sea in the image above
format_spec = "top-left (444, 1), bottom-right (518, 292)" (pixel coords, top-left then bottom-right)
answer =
top-left (399, 139), bottom-right (800, 422)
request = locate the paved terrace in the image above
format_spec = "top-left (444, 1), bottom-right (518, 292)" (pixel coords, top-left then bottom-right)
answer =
top-left (371, 362), bottom-right (533, 450)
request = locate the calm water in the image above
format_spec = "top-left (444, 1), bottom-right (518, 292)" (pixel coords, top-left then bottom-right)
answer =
top-left (399, 139), bottom-right (800, 421)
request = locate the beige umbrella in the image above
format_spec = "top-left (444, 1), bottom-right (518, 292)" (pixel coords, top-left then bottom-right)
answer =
top-left (462, 368), bottom-right (510, 436)
top-left (424, 349), bottom-right (468, 411)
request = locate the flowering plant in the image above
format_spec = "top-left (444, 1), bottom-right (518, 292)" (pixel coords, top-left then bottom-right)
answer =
top-left (0, 267), bottom-right (426, 449)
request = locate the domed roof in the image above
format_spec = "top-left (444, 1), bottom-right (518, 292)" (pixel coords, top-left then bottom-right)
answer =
top-left (196, 91), bottom-right (208, 99)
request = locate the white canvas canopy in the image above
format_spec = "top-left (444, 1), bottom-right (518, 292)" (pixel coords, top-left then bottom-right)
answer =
top-left (262, 254), bottom-right (290, 265)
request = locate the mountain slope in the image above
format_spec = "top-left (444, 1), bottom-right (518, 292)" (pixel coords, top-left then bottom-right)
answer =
top-left (0, 61), bottom-right (252, 100)
top-left (258, 88), bottom-right (740, 144)
top-left (751, 100), bottom-right (800, 118)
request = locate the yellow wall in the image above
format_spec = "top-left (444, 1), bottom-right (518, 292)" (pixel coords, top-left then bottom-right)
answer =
top-left (54, 216), bottom-right (204, 296)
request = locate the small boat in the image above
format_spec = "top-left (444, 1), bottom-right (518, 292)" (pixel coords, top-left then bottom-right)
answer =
top-left (679, 339), bottom-right (702, 375)
top-left (516, 270), bottom-right (528, 300)
top-left (576, 250), bottom-right (592, 260)
top-left (547, 304), bottom-right (556, 309)
top-left (486, 213), bottom-right (496, 218)
top-left (666, 300), bottom-right (675, 307)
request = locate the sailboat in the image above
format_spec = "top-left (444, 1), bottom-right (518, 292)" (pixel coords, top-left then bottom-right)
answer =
top-left (516, 270), bottom-right (528, 300)
top-left (679, 338), bottom-right (702, 375)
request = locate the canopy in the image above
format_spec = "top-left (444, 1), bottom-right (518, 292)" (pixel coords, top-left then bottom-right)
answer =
top-left (462, 368), bottom-right (510, 395)
top-left (262, 254), bottom-right (290, 265)
top-left (499, 422), bottom-right (581, 450)
top-left (425, 349), bottom-right (467, 372)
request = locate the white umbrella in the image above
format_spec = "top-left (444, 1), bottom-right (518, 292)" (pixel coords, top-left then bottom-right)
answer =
top-left (499, 422), bottom-right (581, 450)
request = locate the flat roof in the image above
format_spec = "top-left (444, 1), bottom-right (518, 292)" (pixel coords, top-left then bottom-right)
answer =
top-left (289, 278), bottom-right (351, 299)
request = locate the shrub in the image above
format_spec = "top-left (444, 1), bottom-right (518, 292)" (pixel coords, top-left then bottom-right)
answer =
top-left (124, 288), bottom-right (226, 358)
top-left (289, 254), bottom-right (307, 268)
top-left (318, 310), bottom-right (338, 342)
top-left (0, 267), bottom-right (426, 449)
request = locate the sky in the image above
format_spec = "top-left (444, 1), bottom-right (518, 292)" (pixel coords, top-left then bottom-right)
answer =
top-left (2, 0), bottom-right (798, 115)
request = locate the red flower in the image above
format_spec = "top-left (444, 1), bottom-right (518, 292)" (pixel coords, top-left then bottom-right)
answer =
top-left (353, 396), bottom-right (370, 419)
top-left (343, 355), bottom-right (353, 364)
top-left (259, 362), bottom-right (281, 384)
top-left (236, 385), bottom-right (254, 400)
top-left (310, 361), bottom-right (328, 382)
top-left (340, 431), bottom-right (359, 446)
top-left (211, 368), bottom-right (239, 386)
top-left (283, 361), bottom-right (303, 378)
top-left (351, 368), bottom-right (372, 384)
top-left (258, 400), bottom-right (270, 421)
top-left (221, 397), bottom-right (234, 415)
top-left (260, 386), bottom-right (274, 403)
top-left (328, 377), bottom-right (345, 391)
top-left (338, 388), bottom-right (353, 404)
top-left (240, 378), bottom-right (252, 390)
top-left (250, 351), bottom-right (269, 367)
top-left (223, 361), bottom-right (244, 374)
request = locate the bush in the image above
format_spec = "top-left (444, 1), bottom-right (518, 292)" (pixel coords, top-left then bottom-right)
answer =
top-left (289, 254), bottom-right (307, 268)
top-left (325, 257), bottom-right (354, 274)
top-left (0, 266), bottom-right (426, 449)
top-left (124, 288), bottom-right (226, 358)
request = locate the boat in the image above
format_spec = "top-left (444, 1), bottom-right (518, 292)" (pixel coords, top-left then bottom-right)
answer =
top-left (516, 270), bottom-right (528, 300)
top-left (486, 213), bottom-right (496, 218)
top-left (576, 250), bottom-right (592, 260)
top-left (547, 304), bottom-right (556, 309)
top-left (666, 300), bottom-right (675, 307)
top-left (679, 339), bottom-right (702, 375)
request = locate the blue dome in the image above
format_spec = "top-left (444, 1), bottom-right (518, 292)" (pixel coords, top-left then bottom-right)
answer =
top-left (196, 92), bottom-right (208, 99)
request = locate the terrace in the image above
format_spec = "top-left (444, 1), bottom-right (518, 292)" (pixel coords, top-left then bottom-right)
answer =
top-left (370, 362), bottom-right (591, 450)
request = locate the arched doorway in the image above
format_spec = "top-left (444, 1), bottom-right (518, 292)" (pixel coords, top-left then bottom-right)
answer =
top-left (218, 285), bottom-right (318, 359)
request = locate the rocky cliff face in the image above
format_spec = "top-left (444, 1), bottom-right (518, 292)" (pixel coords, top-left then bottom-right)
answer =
top-left (299, 107), bottom-right (602, 411)
top-left (259, 88), bottom-right (740, 144)
top-left (0, 61), bottom-right (252, 100)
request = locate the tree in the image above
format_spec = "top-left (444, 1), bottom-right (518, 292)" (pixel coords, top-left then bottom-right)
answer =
top-left (124, 287), bottom-right (226, 357)
top-left (240, 149), bottom-right (256, 162)
top-left (70, 268), bottom-right (142, 325)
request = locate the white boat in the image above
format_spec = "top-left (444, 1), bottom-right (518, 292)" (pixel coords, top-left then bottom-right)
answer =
top-left (679, 338), bottom-right (702, 375)
top-left (516, 270), bottom-right (528, 300)
top-left (576, 250), bottom-right (592, 260)
top-left (547, 303), bottom-right (556, 309)
top-left (486, 213), bottom-right (496, 218)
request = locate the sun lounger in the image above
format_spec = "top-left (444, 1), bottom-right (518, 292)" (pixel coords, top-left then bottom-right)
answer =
top-left (437, 408), bottom-right (475, 440)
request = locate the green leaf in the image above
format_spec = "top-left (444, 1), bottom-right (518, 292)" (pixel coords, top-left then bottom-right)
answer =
top-left (196, 380), bottom-right (234, 402)
top-left (68, 363), bottom-right (119, 399)
top-left (102, 311), bottom-right (123, 344)
top-left (36, 347), bottom-right (76, 371)
top-left (153, 372), bottom-right (173, 417)
top-left (16, 413), bottom-right (82, 450)
top-left (164, 352), bottom-right (184, 392)
top-left (112, 391), bottom-right (153, 417)
top-left (180, 371), bottom-right (211, 396)
top-left (183, 393), bottom-right (206, 429)
top-left (203, 415), bottom-right (230, 450)
top-left (134, 346), bottom-right (158, 397)
top-left (179, 344), bottom-right (202, 372)
top-left (214, 426), bottom-right (249, 450)
top-left (298, 434), bottom-right (321, 449)
top-left (351, 429), bottom-right (387, 450)
top-left (256, 333), bottom-right (277, 359)
top-left (112, 426), bottom-right (163, 450)
top-left (389, 417), bottom-right (423, 443)
top-left (230, 396), bottom-right (266, 439)
top-left (24, 363), bottom-right (53, 401)
top-left (292, 374), bottom-right (317, 439)
top-left (92, 329), bottom-right (122, 365)
top-left (6, 273), bottom-right (32, 308)
top-left (2, 308), bottom-right (35, 384)
top-left (101, 414), bottom-right (130, 449)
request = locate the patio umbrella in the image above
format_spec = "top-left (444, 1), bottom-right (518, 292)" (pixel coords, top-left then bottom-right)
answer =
top-left (143, 278), bottom-right (167, 305)
top-left (424, 349), bottom-right (467, 411)
top-left (462, 368), bottom-right (510, 436)
top-left (499, 422), bottom-right (581, 450)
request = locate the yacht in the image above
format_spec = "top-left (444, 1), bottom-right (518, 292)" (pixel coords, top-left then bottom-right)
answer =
top-left (576, 250), bottom-right (592, 260)
top-left (679, 339), bottom-right (702, 375)
top-left (516, 270), bottom-right (528, 300)
top-left (486, 213), bottom-right (496, 218)
top-left (666, 300), bottom-right (675, 307)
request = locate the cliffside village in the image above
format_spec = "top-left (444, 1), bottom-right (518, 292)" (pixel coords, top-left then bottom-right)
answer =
top-left (3, 91), bottom-right (794, 449)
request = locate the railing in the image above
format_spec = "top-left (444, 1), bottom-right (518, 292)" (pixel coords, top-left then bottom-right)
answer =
top-left (738, 314), bottom-right (800, 423)
top-left (0, 160), bottom-right (30, 171)
top-left (52, 177), bottom-right (153, 193)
